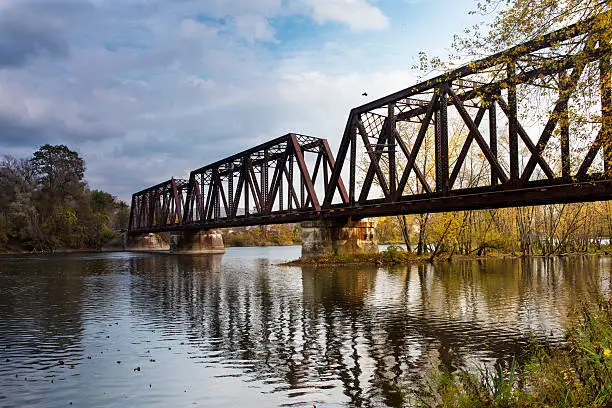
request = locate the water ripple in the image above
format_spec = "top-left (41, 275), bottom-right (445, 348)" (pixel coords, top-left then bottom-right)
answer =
top-left (0, 251), bottom-right (609, 407)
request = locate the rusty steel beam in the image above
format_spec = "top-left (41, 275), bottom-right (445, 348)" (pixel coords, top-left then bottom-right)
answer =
top-left (129, 178), bottom-right (612, 234)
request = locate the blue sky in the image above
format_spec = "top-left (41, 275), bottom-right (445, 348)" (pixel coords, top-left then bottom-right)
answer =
top-left (0, 0), bottom-right (480, 200)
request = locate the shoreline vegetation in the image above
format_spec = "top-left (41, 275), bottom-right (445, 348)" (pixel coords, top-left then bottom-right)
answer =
top-left (1, 145), bottom-right (129, 253)
top-left (408, 294), bottom-right (612, 407)
top-left (282, 245), bottom-right (612, 267)
top-left (222, 224), bottom-right (300, 247)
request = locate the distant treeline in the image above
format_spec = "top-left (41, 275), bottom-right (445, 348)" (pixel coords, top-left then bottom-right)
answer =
top-left (223, 224), bottom-right (301, 247)
top-left (0, 145), bottom-right (129, 252)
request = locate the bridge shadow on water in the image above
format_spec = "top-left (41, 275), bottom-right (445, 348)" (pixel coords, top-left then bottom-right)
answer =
top-left (123, 254), bottom-right (611, 407)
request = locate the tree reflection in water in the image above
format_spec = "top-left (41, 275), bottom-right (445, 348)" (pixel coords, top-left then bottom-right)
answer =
top-left (122, 254), bottom-right (610, 407)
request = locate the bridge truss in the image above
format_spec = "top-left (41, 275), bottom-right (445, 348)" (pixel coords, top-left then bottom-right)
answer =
top-left (129, 134), bottom-right (346, 232)
top-left (129, 12), bottom-right (612, 234)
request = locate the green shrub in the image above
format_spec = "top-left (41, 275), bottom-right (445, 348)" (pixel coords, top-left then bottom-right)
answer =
top-left (413, 295), bottom-right (612, 407)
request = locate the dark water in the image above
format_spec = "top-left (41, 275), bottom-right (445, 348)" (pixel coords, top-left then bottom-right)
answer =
top-left (0, 248), bottom-right (610, 408)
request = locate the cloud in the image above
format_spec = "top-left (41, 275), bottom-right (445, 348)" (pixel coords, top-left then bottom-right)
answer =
top-left (233, 14), bottom-right (277, 43)
top-left (0, 79), bottom-right (121, 147)
top-left (183, 0), bottom-right (282, 19)
top-left (0, 0), bottom-right (93, 67)
top-left (304, 0), bottom-right (388, 31)
top-left (0, 0), bottom-right (405, 201)
top-left (178, 19), bottom-right (218, 41)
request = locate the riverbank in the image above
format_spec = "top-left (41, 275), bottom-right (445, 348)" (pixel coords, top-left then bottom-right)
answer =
top-left (410, 294), bottom-right (612, 407)
top-left (280, 246), bottom-right (610, 267)
top-left (282, 246), bottom-right (429, 267)
top-left (225, 240), bottom-right (300, 248)
top-left (0, 248), bottom-right (113, 255)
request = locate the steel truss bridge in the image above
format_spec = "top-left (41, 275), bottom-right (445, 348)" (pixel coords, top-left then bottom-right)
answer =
top-left (129, 12), bottom-right (612, 234)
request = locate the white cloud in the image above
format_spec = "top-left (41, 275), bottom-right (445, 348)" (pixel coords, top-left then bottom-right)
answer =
top-left (304, 0), bottom-right (388, 31)
top-left (0, 0), bottom-right (415, 201)
top-left (233, 14), bottom-right (277, 43)
top-left (182, 75), bottom-right (215, 90)
top-left (189, 0), bottom-right (282, 19)
top-left (179, 19), bottom-right (218, 41)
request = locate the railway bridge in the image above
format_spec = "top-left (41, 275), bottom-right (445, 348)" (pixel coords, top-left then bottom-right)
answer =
top-left (128, 12), bottom-right (612, 257)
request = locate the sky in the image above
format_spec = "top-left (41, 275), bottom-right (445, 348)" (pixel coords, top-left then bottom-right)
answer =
top-left (0, 0), bottom-right (481, 201)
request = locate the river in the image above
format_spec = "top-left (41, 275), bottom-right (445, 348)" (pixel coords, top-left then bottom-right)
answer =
top-left (0, 247), bottom-right (610, 407)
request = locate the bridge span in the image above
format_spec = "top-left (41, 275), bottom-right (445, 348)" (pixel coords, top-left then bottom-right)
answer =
top-left (128, 12), bottom-right (612, 256)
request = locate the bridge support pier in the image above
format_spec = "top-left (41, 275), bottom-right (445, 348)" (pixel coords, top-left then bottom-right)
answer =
top-left (301, 220), bottom-right (378, 259)
top-left (126, 233), bottom-right (170, 251)
top-left (169, 230), bottom-right (225, 254)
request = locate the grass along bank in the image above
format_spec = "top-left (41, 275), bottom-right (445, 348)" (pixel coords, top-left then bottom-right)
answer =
top-left (283, 245), bottom-right (540, 267)
top-left (282, 245), bottom-right (425, 266)
top-left (409, 294), bottom-right (612, 407)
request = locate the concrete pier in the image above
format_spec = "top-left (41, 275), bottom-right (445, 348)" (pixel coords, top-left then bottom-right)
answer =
top-left (126, 233), bottom-right (170, 251)
top-left (301, 220), bottom-right (378, 259)
top-left (169, 230), bottom-right (225, 254)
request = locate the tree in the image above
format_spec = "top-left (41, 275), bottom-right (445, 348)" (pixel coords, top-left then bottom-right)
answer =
top-left (113, 201), bottom-right (131, 230)
top-left (0, 155), bottom-right (35, 212)
top-left (375, 217), bottom-right (402, 244)
top-left (0, 145), bottom-right (131, 252)
top-left (90, 190), bottom-right (115, 213)
top-left (31, 144), bottom-right (85, 202)
top-left (414, 0), bottom-right (610, 73)
top-left (460, 0), bottom-right (608, 52)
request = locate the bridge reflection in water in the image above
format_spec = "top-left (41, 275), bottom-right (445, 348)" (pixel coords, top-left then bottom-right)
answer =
top-left (1, 253), bottom-right (610, 407)
top-left (126, 254), bottom-right (610, 407)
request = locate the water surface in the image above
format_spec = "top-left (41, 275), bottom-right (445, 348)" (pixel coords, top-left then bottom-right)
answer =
top-left (0, 247), bottom-right (610, 407)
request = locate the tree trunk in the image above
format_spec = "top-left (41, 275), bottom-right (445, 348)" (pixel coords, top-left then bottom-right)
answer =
top-left (417, 213), bottom-right (430, 255)
top-left (399, 215), bottom-right (412, 252)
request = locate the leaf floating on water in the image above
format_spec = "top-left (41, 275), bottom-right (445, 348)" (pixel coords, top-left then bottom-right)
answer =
top-left (134, 366), bottom-right (140, 372)
top-left (149, 359), bottom-right (156, 362)
top-left (116, 361), bottom-right (121, 364)
top-left (58, 360), bottom-right (65, 365)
